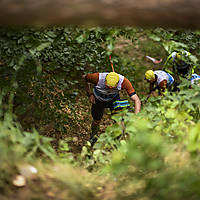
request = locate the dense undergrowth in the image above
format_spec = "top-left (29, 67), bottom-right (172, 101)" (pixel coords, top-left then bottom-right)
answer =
top-left (0, 27), bottom-right (200, 199)
top-left (1, 83), bottom-right (200, 200)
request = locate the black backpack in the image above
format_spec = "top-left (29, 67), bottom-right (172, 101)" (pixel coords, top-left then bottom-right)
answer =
top-left (174, 60), bottom-right (191, 76)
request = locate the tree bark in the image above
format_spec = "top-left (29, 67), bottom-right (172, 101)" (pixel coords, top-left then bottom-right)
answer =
top-left (0, 0), bottom-right (199, 29)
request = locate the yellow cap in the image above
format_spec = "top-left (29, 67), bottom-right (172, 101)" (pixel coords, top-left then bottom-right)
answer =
top-left (145, 70), bottom-right (155, 81)
top-left (105, 72), bottom-right (120, 87)
top-left (176, 53), bottom-right (181, 60)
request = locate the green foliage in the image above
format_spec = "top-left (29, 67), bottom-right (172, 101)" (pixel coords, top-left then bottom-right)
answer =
top-left (1, 27), bottom-right (200, 199)
top-left (146, 28), bottom-right (200, 67)
top-left (0, 113), bottom-right (57, 160)
top-left (0, 112), bottom-right (58, 189)
top-left (186, 123), bottom-right (200, 153)
top-left (77, 82), bottom-right (200, 199)
top-left (0, 27), bottom-right (124, 134)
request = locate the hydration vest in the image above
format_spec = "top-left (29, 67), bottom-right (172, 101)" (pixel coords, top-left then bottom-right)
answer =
top-left (154, 70), bottom-right (174, 87)
top-left (174, 60), bottom-right (191, 76)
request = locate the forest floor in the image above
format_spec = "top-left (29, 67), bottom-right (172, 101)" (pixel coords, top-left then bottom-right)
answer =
top-left (2, 34), bottom-right (196, 200)
top-left (58, 35), bottom-right (167, 155)
top-left (17, 35), bottom-right (167, 155)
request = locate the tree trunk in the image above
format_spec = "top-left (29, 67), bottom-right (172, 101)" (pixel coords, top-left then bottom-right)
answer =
top-left (0, 0), bottom-right (199, 28)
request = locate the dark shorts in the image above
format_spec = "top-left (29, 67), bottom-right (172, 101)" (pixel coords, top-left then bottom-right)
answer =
top-left (91, 95), bottom-right (120, 120)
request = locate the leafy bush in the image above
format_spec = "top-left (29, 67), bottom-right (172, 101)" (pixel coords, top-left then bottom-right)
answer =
top-left (0, 110), bottom-right (57, 188)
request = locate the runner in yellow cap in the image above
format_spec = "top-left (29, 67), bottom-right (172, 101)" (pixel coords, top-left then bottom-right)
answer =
top-left (145, 70), bottom-right (155, 81)
top-left (82, 71), bottom-right (141, 146)
top-left (163, 50), bottom-right (194, 79)
top-left (144, 69), bottom-right (174, 97)
top-left (105, 72), bottom-right (120, 88)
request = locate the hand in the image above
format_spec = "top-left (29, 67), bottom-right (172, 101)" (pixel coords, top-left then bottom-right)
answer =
top-left (89, 94), bottom-right (96, 104)
top-left (153, 58), bottom-right (162, 64)
top-left (82, 74), bottom-right (86, 79)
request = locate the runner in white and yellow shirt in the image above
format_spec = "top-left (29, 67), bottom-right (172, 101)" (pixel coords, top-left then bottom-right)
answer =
top-left (144, 70), bottom-right (174, 96)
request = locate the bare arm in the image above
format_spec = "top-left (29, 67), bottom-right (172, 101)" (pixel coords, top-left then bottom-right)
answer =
top-left (82, 74), bottom-right (95, 104)
top-left (149, 82), bottom-right (155, 94)
top-left (145, 82), bottom-right (155, 100)
top-left (146, 56), bottom-right (162, 64)
top-left (158, 80), bottom-right (167, 95)
top-left (82, 75), bottom-right (92, 95)
top-left (130, 94), bottom-right (141, 114)
top-left (121, 78), bottom-right (141, 113)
